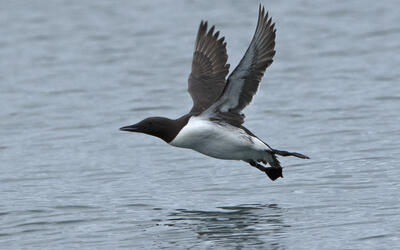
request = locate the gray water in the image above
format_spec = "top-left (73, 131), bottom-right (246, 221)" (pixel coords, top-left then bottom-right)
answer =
top-left (1, 0), bottom-right (400, 249)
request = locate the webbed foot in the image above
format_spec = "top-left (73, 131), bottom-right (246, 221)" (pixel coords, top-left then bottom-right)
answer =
top-left (264, 167), bottom-right (283, 181)
top-left (249, 161), bottom-right (283, 181)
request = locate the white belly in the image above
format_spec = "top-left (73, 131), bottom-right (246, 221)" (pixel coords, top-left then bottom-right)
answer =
top-left (169, 116), bottom-right (270, 161)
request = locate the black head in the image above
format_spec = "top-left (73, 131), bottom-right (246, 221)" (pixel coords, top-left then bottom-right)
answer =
top-left (120, 117), bottom-right (181, 143)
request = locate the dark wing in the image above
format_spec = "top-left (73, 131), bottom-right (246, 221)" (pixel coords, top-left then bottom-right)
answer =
top-left (188, 21), bottom-right (230, 114)
top-left (204, 5), bottom-right (276, 125)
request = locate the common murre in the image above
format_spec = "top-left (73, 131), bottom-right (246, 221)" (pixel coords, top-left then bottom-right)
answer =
top-left (120, 5), bottom-right (309, 181)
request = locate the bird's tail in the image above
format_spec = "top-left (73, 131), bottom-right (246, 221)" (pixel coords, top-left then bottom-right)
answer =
top-left (272, 149), bottom-right (310, 159)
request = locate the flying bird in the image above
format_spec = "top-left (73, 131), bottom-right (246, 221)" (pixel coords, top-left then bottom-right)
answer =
top-left (120, 5), bottom-right (309, 181)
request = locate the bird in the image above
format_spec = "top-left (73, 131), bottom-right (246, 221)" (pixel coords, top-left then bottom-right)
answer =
top-left (120, 5), bottom-right (309, 181)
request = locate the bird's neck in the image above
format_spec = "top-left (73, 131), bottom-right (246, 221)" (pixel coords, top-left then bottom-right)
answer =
top-left (157, 114), bottom-right (191, 143)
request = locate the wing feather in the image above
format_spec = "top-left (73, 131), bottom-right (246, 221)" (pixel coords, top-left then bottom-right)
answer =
top-left (203, 5), bottom-right (276, 125)
top-left (188, 21), bottom-right (230, 113)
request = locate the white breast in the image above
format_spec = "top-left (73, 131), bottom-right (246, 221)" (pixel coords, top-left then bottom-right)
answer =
top-left (169, 116), bottom-right (269, 161)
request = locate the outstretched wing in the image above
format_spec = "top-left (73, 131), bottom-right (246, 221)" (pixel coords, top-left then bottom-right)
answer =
top-left (204, 5), bottom-right (276, 125)
top-left (188, 21), bottom-right (230, 113)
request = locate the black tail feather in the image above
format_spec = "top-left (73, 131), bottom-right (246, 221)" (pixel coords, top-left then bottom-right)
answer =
top-left (272, 149), bottom-right (310, 159)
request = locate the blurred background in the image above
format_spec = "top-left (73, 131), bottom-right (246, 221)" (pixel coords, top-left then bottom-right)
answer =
top-left (1, 0), bottom-right (399, 249)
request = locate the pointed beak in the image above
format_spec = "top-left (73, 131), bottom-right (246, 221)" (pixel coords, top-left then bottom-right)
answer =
top-left (119, 124), bottom-right (139, 132)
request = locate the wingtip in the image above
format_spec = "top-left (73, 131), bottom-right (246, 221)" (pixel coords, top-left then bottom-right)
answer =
top-left (258, 3), bottom-right (264, 13)
top-left (200, 20), bottom-right (208, 30)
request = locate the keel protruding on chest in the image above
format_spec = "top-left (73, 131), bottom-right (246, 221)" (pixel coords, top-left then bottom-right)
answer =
top-left (170, 117), bottom-right (213, 148)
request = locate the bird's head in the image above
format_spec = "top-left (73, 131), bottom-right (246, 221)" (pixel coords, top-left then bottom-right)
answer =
top-left (120, 117), bottom-right (177, 143)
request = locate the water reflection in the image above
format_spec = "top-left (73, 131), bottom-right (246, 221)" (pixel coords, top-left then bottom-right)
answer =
top-left (167, 204), bottom-right (289, 249)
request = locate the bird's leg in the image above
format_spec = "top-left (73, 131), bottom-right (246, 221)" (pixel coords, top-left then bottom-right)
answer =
top-left (249, 161), bottom-right (283, 181)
